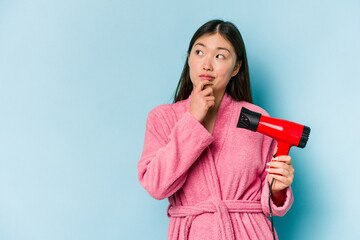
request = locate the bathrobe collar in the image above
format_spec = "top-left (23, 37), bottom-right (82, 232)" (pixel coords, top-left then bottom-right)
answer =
top-left (185, 89), bottom-right (234, 164)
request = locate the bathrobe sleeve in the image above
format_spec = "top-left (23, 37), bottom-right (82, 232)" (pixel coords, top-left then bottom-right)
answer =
top-left (138, 107), bottom-right (214, 200)
top-left (260, 135), bottom-right (294, 217)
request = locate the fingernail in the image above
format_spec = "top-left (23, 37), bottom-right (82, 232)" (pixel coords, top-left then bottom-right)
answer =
top-left (266, 163), bottom-right (270, 166)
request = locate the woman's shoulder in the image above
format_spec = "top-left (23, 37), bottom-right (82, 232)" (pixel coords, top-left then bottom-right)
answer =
top-left (233, 100), bottom-right (271, 117)
top-left (147, 98), bottom-right (188, 121)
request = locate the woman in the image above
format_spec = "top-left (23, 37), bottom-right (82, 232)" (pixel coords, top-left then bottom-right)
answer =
top-left (138, 19), bottom-right (294, 240)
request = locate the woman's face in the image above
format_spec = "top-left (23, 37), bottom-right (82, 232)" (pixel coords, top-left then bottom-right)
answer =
top-left (188, 33), bottom-right (240, 94)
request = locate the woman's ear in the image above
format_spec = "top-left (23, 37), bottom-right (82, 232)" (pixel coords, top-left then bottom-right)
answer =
top-left (231, 60), bottom-right (242, 77)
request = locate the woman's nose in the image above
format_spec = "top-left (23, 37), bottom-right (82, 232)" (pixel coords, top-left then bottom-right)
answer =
top-left (202, 57), bottom-right (213, 71)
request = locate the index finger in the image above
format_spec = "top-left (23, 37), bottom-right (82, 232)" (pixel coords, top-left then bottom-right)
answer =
top-left (196, 80), bottom-right (213, 92)
top-left (272, 155), bottom-right (292, 164)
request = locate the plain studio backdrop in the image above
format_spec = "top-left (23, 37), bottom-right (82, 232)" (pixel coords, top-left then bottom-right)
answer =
top-left (0, 0), bottom-right (359, 239)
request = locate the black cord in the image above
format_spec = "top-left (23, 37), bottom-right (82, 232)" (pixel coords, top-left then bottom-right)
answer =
top-left (269, 177), bottom-right (276, 240)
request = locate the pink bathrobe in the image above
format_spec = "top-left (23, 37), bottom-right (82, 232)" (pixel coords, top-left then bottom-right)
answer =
top-left (138, 90), bottom-right (293, 240)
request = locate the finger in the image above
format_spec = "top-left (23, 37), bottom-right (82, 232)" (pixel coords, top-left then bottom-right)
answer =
top-left (206, 100), bottom-right (215, 109)
top-left (202, 86), bottom-right (214, 97)
top-left (267, 162), bottom-right (295, 176)
top-left (272, 156), bottom-right (292, 164)
top-left (199, 80), bottom-right (214, 91)
top-left (202, 80), bottom-right (214, 88)
top-left (197, 80), bottom-right (213, 92)
top-left (266, 166), bottom-right (292, 177)
top-left (267, 161), bottom-right (292, 170)
top-left (268, 166), bottom-right (294, 177)
top-left (268, 173), bottom-right (293, 186)
top-left (204, 96), bottom-right (215, 101)
top-left (195, 81), bottom-right (203, 93)
top-left (195, 81), bottom-right (204, 93)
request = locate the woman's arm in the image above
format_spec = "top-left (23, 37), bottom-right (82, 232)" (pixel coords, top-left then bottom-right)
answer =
top-left (266, 155), bottom-right (295, 206)
top-left (260, 137), bottom-right (294, 217)
top-left (137, 108), bottom-right (214, 200)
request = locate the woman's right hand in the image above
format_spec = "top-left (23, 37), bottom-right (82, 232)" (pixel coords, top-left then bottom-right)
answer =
top-left (189, 80), bottom-right (215, 123)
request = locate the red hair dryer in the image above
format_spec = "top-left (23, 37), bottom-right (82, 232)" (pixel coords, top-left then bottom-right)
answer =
top-left (237, 107), bottom-right (311, 240)
top-left (237, 107), bottom-right (311, 157)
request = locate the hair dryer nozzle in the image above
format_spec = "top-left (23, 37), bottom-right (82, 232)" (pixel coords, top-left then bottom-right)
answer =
top-left (298, 126), bottom-right (311, 148)
top-left (237, 107), bottom-right (261, 132)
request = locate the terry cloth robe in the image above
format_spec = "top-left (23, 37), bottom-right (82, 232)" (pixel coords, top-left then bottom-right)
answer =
top-left (138, 90), bottom-right (293, 240)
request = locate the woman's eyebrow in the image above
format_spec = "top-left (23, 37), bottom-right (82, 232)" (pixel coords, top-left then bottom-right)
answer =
top-left (217, 47), bottom-right (230, 53)
top-left (194, 42), bottom-right (231, 53)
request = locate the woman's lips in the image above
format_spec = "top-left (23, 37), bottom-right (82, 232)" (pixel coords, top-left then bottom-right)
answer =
top-left (199, 74), bottom-right (215, 80)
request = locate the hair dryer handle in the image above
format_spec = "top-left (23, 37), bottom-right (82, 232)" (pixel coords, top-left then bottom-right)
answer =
top-left (275, 141), bottom-right (291, 157)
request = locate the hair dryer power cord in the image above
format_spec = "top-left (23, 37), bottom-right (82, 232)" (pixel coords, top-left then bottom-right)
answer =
top-left (269, 177), bottom-right (276, 240)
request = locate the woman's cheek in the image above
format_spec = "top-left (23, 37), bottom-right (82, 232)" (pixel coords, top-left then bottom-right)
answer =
top-left (217, 63), bottom-right (233, 75)
top-left (216, 66), bottom-right (233, 81)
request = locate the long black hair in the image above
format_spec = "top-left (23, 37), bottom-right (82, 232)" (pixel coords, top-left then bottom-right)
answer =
top-left (173, 19), bottom-right (252, 103)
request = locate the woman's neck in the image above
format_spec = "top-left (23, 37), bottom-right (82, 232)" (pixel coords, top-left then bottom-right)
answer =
top-left (207, 90), bottom-right (225, 116)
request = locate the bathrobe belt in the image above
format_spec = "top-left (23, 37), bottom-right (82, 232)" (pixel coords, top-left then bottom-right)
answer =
top-left (167, 198), bottom-right (263, 240)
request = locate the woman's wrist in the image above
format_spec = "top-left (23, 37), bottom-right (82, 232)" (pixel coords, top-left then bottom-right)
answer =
top-left (271, 188), bottom-right (286, 206)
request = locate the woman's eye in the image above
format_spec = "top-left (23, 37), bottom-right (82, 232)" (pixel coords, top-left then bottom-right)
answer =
top-left (195, 50), bottom-right (203, 55)
top-left (216, 54), bottom-right (225, 59)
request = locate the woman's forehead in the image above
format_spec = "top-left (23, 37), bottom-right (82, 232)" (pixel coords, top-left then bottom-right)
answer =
top-left (194, 33), bottom-right (234, 51)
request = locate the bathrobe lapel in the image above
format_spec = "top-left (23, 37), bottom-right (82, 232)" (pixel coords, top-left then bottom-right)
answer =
top-left (187, 90), bottom-right (234, 200)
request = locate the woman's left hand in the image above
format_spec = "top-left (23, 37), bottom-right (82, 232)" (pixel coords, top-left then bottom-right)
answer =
top-left (266, 155), bottom-right (294, 192)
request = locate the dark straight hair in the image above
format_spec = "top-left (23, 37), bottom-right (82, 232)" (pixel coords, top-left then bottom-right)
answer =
top-left (173, 19), bottom-right (253, 103)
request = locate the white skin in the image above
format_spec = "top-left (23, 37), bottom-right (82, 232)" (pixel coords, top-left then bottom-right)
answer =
top-left (187, 33), bottom-right (294, 205)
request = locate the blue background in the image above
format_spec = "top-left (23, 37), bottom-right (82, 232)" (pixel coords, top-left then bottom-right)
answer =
top-left (1, 0), bottom-right (359, 239)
